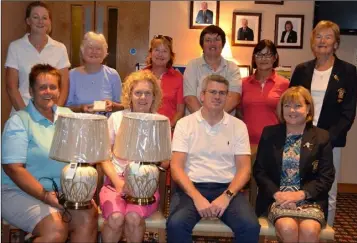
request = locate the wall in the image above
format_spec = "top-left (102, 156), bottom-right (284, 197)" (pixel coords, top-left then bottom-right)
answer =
top-left (336, 35), bottom-right (357, 184)
top-left (150, 1), bottom-right (357, 184)
top-left (150, 1), bottom-right (315, 67)
top-left (1, 1), bottom-right (150, 130)
top-left (1, 2), bottom-right (28, 130)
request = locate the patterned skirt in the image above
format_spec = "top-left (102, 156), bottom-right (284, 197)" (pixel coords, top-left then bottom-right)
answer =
top-left (268, 201), bottom-right (326, 227)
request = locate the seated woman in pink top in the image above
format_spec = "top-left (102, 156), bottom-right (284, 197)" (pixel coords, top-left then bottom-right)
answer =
top-left (241, 39), bottom-right (289, 147)
top-left (145, 35), bottom-right (185, 130)
top-left (99, 70), bottom-right (163, 243)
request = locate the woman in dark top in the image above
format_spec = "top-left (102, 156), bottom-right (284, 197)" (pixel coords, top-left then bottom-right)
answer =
top-left (280, 20), bottom-right (297, 43)
top-left (254, 86), bottom-right (335, 243)
top-left (289, 20), bottom-right (357, 226)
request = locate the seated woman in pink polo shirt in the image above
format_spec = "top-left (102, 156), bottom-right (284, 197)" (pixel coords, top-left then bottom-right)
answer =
top-left (145, 35), bottom-right (185, 130)
top-left (241, 39), bottom-right (289, 149)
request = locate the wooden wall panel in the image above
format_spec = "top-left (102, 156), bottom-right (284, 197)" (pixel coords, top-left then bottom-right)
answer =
top-left (97, 1), bottom-right (150, 80)
top-left (117, 1), bottom-right (150, 80)
top-left (1, 1), bottom-right (150, 130)
top-left (48, 2), bottom-right (95, 66)
top-left (1, 1), bottom-right (28, 131)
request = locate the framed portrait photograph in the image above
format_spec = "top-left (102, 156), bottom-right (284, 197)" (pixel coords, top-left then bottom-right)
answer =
top-left (254, 1), bottom-right (284, 5)
top-left (238, 65), bottom-right (251, 78)
top-left (232, 12), bottom-right (262, 47)
top-left (190, 1), bottom-right (220, 29)
top-left (275, 14), bottom-right (304, 49)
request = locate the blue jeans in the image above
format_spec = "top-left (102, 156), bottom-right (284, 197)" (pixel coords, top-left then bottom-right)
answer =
top-left (166, 183), bottom-right (260, 243)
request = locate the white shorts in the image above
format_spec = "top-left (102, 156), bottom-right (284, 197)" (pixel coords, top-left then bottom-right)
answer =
top-left (1, 188), bottom-right (60, 233)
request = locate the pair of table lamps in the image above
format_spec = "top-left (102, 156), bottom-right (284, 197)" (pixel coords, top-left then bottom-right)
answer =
top-left (49, 112), bottom-right (171, 209)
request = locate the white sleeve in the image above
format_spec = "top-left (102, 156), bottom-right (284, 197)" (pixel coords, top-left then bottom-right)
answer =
top-left (228, 62), bottom-right (242, 94)
top-left (233, 123), bottom-right (251, 155)
top-left (57, 44), bottom-right (71, 69)
top-left (171, 119), bottom-right (189, 153)
top-left (183, 61), bottom-right (198, 97)
top-left (5, 42), bottom-right (19, 70)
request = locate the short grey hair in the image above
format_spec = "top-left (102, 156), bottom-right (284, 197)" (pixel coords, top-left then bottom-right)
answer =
top-left (80, 31), bottom-right (108, 56)
top-left (201, 74), bottom-right (229, 92)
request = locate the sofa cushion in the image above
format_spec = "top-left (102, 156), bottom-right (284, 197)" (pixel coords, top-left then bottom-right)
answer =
top-left (191, 217), bottom-right (334, 240)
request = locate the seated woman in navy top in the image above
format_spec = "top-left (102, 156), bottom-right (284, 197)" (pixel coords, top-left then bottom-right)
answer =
top-left (254, 86), bottom-right (335, 243)
top-left (66, 31), bottom-right (123, 116)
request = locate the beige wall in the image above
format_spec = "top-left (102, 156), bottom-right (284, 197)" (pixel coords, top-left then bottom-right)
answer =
top-left (150, 1), bottom-right (357, 184)
top-left (150, 1), bottom-right (315, 67)
top-left (337, 36), bottom-right (357, 184)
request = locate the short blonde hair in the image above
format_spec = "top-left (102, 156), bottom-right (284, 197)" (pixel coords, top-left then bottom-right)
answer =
top-left (121, 70), bottom-right (162, 113)
top-left (310, 20), bottom-right (340, 53)
top-left (146, 36), bottom-right (175, 68)
top-left (201, 74), bottom-right (229, 92)
top-left (276, 86), bottom-right (314, 123)
top-left (80, 31), bottom-right (108, 57)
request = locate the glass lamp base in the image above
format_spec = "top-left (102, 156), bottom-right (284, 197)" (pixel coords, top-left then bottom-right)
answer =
top-left (122, 194), bottom-right (156, 205)
top-left (64, 200), bottom-right (92, 210)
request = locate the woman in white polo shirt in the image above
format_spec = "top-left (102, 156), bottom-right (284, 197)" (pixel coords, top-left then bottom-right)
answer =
top-left (5, 1), bottom-right (70, 115)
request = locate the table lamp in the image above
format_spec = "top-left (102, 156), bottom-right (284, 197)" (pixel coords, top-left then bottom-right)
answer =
top-left (49, 113), bottom-right (111, 210)
top-left (113, 112), bottom-right (171, 205)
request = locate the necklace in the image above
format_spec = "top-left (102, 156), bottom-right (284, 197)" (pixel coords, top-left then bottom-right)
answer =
top-left (314, 67), bottom-right (332, 81)
top-left (319, 73), bottom-right (325, 80)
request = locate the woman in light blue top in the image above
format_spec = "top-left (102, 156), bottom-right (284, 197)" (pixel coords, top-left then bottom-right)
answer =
top-left (2, 64), bottom-right (98, 243)
top-left (66, 31), bottom-right (123, 115)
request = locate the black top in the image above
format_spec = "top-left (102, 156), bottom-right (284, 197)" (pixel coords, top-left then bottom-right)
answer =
top-left (280, 30), bottom-right (297, 43)
top-left (290, 56), bottom-right (357, 147)
top-left (253, 123), bottom-right (335, 219)
top-left (237, 27), bottom-right (254, 41)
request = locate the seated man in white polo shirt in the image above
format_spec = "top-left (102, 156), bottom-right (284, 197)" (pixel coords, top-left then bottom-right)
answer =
top-left (167, 74), bottom-right (260, 243)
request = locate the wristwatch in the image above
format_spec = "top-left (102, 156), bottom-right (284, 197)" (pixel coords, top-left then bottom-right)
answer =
top-left (225, 189), bottom-right (234, 200)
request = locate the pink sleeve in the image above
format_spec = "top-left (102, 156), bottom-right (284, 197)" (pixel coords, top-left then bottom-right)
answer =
top-left (281, 77), bottom-right (290, 91)
top-left (176, 74), bottom-right (184, 105)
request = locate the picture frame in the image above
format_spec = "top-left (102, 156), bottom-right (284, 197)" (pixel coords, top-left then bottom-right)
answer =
top-left (232, 12), bottom-right (262, 47)
top-left (190, 1), bottom-right (220, 29)
top-left (238, 65), bottom-right (251, 78)
top-left (275, 14), bottom-right (304, 49)
top-left (275, 66), bottom-right (292, 80)
top-left (254, 1), bottom-right (284, 5)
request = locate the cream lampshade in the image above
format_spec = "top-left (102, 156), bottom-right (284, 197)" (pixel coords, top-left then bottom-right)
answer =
top-left (113, 113), bottom-right (171, 205)
top-left (49, 113), bottom-right (110, 209)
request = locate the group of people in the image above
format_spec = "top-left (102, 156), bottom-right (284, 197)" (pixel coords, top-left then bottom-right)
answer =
top-left (2, 1), bottom-right (357, 243)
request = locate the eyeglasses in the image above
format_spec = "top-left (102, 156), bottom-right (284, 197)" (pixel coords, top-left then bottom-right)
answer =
top-left (154, 35), bottom-right (173, 43)
top-left (254, 52), bottom-right (274, 59)
top-left (205, 89), bottom-right (228, 96)
top-left (133, 91), bottom-right (153, 98)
